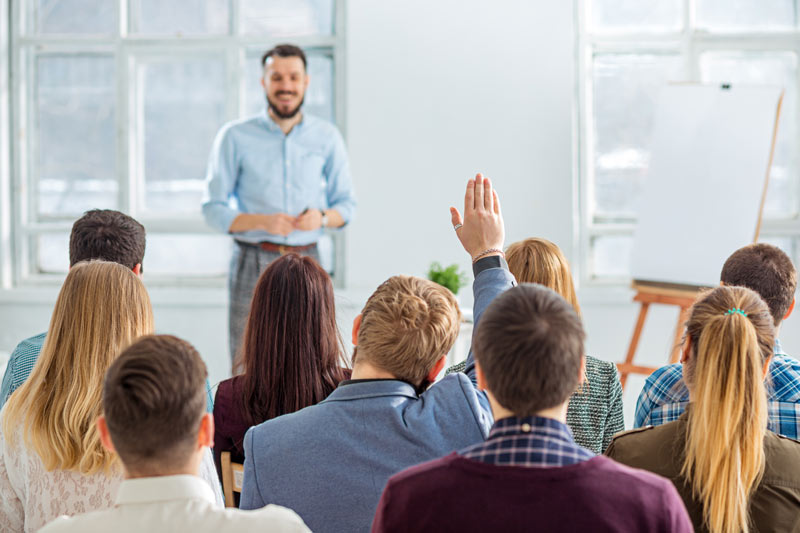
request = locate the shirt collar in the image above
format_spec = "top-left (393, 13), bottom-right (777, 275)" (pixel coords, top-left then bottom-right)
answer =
top-left (488, 415), bottom-right (575, 443)
top-left (260, 107), bottom-right (305, 133)
top-left (775, 338), bottom-right (784, 356)
top-left (115, 475), bottom-right (215, 506)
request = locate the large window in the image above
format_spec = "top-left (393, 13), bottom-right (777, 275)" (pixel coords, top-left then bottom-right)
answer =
top-left (9, 0), bottom-right (343, 285)
top-left (579, 0), bottom-right (800, 282)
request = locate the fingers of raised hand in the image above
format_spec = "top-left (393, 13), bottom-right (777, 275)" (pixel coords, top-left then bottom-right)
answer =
top-left (492, 189), bottom-right (501, 216)
top-left (474, 173), bottom-right (485, 212)
top-left (483, 177), bottom-right (493, 211)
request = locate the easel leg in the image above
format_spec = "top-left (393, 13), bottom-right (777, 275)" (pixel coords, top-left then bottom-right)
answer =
top-left (669, 306), bottom-right (690, 364)
top-left (620, 302), bottom-right (650, 388)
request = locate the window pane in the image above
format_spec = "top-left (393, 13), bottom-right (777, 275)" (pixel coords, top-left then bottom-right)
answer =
top-left (139, 57), bottom-right (227, 213)
top-left (243, 51), bottom-right (334, 122)
top-left (144, 234), bottom-right (230, 276)
top-left (239, 0), bottom-right (334, 37)
top-left (695, 0), bottom-right (795, 32)
top-left (132, 0), bottom-right (229, 35)
top-left (590, 0), bottom-right (683, 33)
top-left (36, 233), bottom-right (69, 273)
top-left (35, 0), bottom-right (116, 34)
top-left (37, 55), bottom-right (117, 216)
top-left (590, 235), bottom-right (633, 278)
top-left (701, 52), bottom-right (798, 218)
top-left (592, 54), bottom-right (682, 218)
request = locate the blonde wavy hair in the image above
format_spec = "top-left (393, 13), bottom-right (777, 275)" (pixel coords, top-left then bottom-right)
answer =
top-left (3, 261), bottom-right (154, 475)
top-left (505, 238), bottom-right (581, 316)
top-left (683, 285), bottom-right (773, 533)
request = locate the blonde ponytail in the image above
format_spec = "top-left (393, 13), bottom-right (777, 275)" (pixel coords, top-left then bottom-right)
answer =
top-left (682, 286), bottom-right (773, 533)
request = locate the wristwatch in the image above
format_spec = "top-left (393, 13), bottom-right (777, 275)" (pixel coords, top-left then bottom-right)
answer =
top-left (320, 210), bottom-right (329, 228)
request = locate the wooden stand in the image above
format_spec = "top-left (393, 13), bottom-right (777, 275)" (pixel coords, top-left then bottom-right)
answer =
top-left (618, 283), bottom-right (701, 388)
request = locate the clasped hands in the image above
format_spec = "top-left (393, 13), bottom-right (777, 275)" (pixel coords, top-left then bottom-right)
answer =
top-left (262, 209), bottom-right (323, 236)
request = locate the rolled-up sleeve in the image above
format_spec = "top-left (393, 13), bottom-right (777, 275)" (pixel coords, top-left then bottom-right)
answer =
top-left (324, 129), bottom-right (357, 225)
top-left (202, 126), bottom-right (241, 233)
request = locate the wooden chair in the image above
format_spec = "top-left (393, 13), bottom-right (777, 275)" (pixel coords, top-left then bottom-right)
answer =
top-left (220, 451), bottom-right (244, 508)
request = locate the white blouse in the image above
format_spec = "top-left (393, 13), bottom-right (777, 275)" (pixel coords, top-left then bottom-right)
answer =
top-left (0, 423), bottom-right (224, 533)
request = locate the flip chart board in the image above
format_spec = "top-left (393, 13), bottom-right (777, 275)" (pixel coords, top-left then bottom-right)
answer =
top-left (630, 84), bottom-right (783, 287)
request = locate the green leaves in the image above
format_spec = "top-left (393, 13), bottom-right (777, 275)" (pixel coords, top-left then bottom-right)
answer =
top-left (427, 262), bottom-right (467, 295)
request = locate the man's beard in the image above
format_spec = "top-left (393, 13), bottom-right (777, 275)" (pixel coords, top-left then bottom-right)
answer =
top-left (267, 93), bottom-right (305, 119)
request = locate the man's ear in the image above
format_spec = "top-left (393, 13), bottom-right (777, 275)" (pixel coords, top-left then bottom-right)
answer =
top-left (260, 75), bottom-right (267, 90)
top-left (96, 416), bottom-right (115, 454)
top-left (132, 263), bottom-right (142, 276)
top-left (425, 356), bottom-right (446, 384)
top-left (577, 355), bottom-right (587, 386)
top-left (304, 73), bottom-right (310, 90)
top-left (476, 362), bottom-right (487, 391)
top-left (680, 337), bottom-right (692, 364)
top-left (784, 298), bottom-right (795, 321)
top-left (197, 413), bottom-right (214, 449)
top-left (352, 314), bottom-right (362, 347)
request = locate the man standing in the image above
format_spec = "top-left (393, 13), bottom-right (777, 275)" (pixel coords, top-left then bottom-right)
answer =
top-left (202, 44), bottom-right (356, 365)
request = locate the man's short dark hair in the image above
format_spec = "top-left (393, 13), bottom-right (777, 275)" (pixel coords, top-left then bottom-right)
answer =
top-left (261, 44), bottom-right (307, 70)
top-left (473, 284), bottom-right (585, 416)
top-left (103, 335), bottom-right (207, 472)
top-left (721, 243), bottom-right (797, 326)
top-left (69, 209), bottom-right (146, 270)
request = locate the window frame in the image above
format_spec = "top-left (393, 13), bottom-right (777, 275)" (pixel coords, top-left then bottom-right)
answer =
top-left (5, 0), bottom-right (347, 288)
top-left (577, 0), bottom-right (800, 286)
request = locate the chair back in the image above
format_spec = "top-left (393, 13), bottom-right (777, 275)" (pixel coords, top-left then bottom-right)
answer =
top-left (221, 451), bottom-right (244, 507)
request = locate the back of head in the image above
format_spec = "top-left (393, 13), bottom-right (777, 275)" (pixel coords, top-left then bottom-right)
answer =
top-left (70, 209), bottom-right (146, 270)
top-left (720, 243), bottom-right (796, 326)
top-left (505, 238), bottom-right (581, 316)
top-left (473, 283), bottom-right (585, 415)
top-left (2, 260), bottom-right (154, 474)
top-left (682, 285), bottom-right (774, 533)
top-left (239, 253), bottom-right (346, 426)
top-left (356, 275), bottom-right (461, 386)
top-left (104, 335), bottom-right (207, 475)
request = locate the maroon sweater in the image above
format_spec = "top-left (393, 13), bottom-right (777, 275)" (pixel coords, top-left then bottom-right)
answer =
top-left (372, 453), bottom-right (692, 533)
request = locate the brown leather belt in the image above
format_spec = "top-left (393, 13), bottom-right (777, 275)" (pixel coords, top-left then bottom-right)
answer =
top-left (259, 242), bottom-right (317, 255)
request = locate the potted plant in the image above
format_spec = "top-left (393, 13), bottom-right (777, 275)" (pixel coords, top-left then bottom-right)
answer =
top-left (427, 262), bottom-right (467, 296)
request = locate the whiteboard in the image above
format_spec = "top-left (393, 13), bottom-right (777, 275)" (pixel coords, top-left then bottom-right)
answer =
top-left (630, 84), bottom-right (783, 287)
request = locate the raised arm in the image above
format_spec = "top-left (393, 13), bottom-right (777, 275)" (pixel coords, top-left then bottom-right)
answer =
top-left (450, 174), bottom-right (516, 383)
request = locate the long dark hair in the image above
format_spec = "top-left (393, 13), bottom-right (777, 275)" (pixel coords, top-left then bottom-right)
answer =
top-left (237, 253), bottom-right (347, 426)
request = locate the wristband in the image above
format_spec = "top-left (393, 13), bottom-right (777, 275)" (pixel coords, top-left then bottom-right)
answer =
top-left (472, 248), bottom-right (504, 263)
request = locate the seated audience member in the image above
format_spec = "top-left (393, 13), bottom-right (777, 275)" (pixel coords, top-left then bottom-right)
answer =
top-left (635, 243), bottom-right (799, 437)
top-left (0, 262), bottom-right (223, 533)
top-left (607, 286), bottom-right (800, 532)
top-left (372, 284), bottom-right (692, 533)
top-left (213, 253), bottom-right (350, 481)
top-left (0, 209), bottom-right (214, 412)
top-left (447, 237), bottom-right (623, 453)
top-left (240, 174), bottom-right (516, 533)
top-left (39, 335), bottom-right (310, 533)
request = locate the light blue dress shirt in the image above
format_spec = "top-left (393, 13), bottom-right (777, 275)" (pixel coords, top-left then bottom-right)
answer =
top-left (202, 110), bottom-right (356, 245)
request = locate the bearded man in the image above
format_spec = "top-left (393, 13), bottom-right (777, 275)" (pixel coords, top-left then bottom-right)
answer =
top-left (202, 44), bottom-right (357, 368)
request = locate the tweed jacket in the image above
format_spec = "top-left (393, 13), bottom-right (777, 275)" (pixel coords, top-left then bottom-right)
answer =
top-left (606, 412), bottom-right (800, 532)
top-left (446, 354), bottom-right (624, 453)
top-left (240, 260), bottom-right (516, 533)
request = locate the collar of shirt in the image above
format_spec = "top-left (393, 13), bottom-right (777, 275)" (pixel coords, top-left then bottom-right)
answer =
top-left (459, 415), bottom-right (594, 468)
top-left (775, 338), bottom-right (784, 356)
top-left (115, 475), bottom-right (215, 507)
top-left (260, 107), bottom-right (306, 134)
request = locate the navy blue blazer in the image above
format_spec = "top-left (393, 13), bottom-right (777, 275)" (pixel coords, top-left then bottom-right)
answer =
top-left (241, 261), bottom-right (516, 533)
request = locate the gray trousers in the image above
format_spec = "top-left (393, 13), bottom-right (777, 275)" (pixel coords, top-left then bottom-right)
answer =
top-left (228, 241), bottom-right (319, 370)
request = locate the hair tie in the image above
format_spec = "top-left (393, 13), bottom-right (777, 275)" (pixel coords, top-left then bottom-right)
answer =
top-left (725, 308), bottom-right (748, 317)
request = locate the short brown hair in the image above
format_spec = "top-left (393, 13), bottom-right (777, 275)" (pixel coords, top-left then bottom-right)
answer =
top-left (69, 209), bottom-right (146, 270)
top-left (103, 335), bottom-right (207, 472)
top-left (473, 284), bottom-right (585, 415)
top-left (261, 44), bottom-right (307, 70)
top-left (356, 276), bottom-right (461, 386)
top-left (720, 243), bottom-right (796, 325)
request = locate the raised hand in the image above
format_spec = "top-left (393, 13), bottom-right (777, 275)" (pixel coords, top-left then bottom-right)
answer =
top-left (449, 173), bottom-right (505, 260)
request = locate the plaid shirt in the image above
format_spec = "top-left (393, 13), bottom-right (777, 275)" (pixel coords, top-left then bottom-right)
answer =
top-left (0, 332), bottom-right (215, 413)
top-left (460, 415), bottom-right (594, 467)
top-left (634, 340), bottom-right (800, 438)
